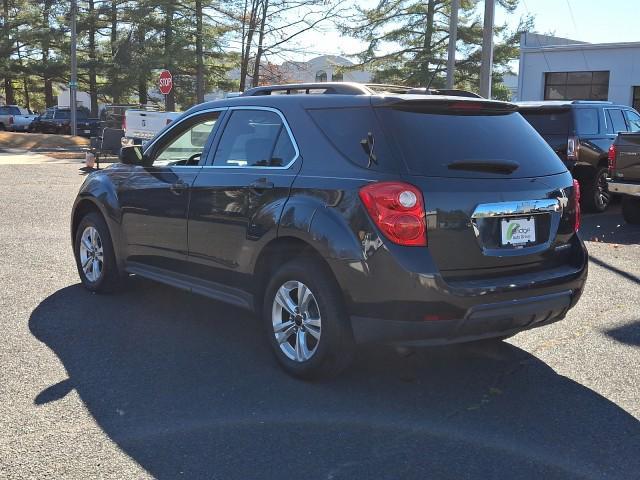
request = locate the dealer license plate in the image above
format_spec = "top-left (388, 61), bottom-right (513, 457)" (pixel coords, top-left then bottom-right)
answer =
top-left (501, 217), bottom-right (536, 246)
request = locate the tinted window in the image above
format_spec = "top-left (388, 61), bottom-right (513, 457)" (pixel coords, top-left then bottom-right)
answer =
top-left (377, 109), bottom-right (566, 178)
top-left (213, 110), bottom-right (295, 168)
top-left (574, 108), bottom-right (599, 135)
top-left (624, 110), bottom-right (640, 132)
top-left (519, 109), bottom-right (570, 135)
top-left (6, 106), bottom-right (21, 115)
top-left (307, 107), bottom-right (396, 171)
top-left (607, 109), bottom-right (628, 133)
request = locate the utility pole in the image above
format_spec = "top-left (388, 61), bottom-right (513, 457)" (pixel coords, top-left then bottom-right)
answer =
top-left (70, 0), bottom-right (78, 136)
top-left (479, 0), bottom-right (495, 99)
top-left (446, 0), bottom-right (459, 89)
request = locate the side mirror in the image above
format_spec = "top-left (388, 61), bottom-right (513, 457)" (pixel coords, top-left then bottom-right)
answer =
top-left (120, 145), bottom-right (145, 165)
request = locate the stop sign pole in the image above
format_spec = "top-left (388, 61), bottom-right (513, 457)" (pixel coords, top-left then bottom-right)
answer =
top-left (159, 70), bottom-right (173, 110)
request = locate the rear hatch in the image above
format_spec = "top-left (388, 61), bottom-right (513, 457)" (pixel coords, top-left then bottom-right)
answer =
top-left (374, 98), bottom-right (578, 278)
top-left (518, 107), bottom-right (571, 161)
top-left (611, 133), bottom-right (640, 182)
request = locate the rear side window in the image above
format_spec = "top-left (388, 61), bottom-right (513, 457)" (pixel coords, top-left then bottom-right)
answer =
top-left (307, 107), bottom-right (397, 171)
top-left (377, 108), bottom-right (566, 178)
top-left (607, 109), bottom-right (628, 133)
top-left (519, 109), bottom-right (570, 135)
top-left (213, 109), bottom-right (296, 168)
top-left (574, 108), bottom-right (599, 134)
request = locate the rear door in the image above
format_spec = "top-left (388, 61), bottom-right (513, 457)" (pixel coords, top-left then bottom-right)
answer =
top-left (187, 106), bottom-right (300, 289)
top-left (376, 101), bottom-right (577, 277)
top-left (119, 109), bottom-right (223, 275)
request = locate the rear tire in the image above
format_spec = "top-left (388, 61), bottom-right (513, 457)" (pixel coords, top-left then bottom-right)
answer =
top-left (74, 212), bottom-right (121, 293)
top-left (262, 258), bottom-right (355, 379)
top-left (581, 166), bottom-right (610, 213)
top-left (622, 196), bottom-right (640, 224)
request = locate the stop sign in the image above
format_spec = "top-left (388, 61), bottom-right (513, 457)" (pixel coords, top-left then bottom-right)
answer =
top-left (158, 70), bottom-right (173, 95)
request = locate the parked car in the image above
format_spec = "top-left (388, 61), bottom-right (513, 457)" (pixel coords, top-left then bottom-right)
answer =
top-left (0, 105), bottom-right (38, 132)
top-left (71, 82), bottom-right (588, 379)
top-left (608, 131), bottom-right (640, 224)
top-left (122, 108), bottom-right (180, 146)
top-left (31, 107), bottom-right (100, 137)
top-left (517, 101), bottom-right (640, 213)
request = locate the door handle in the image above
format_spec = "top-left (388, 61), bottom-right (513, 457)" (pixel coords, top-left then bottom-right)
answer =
top-left (170, 179), bottom-right (188, 195)
top-left (248, 178), bottom-right (275, 192)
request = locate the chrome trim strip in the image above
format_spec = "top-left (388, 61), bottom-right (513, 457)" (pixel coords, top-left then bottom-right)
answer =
top-left (471, 199), bottom-right (561, 219)
top-left (200, 105), bottom-right (300, 170)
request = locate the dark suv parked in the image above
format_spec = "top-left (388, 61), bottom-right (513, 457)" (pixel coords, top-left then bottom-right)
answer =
top-left (71, 83), bottom-right (588, 378)
top-left (518, 100), bottom-right (640, 212)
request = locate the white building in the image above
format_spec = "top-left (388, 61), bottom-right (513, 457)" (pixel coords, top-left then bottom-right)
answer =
top-left (278, 55), bottom-right (372, 84)
top-left (518, 32), bottom-right (640, 110)
top-left (227, 55), bottom-right (372, 88)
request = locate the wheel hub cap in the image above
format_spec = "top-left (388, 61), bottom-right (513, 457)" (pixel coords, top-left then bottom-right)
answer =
top-left (79, 226), bottom-right (104, 283)
top-left (272, 280), bottom-right (321, 362)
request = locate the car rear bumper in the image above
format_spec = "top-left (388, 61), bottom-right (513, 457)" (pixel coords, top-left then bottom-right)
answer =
top-left (608, 180), bottom-right (640, 197)
top-left (331, 234), bottom-right (588, 345)
top-left (351, 290), bottom-right (575, 345)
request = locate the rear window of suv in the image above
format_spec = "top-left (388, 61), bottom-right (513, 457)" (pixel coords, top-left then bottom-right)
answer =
top-left (518, 109), bottom-right (570, 135)
top-left (377, 108), bottom-right (567, 178)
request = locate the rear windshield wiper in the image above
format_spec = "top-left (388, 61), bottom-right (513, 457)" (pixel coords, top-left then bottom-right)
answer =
top-left (447, 160), bottom-right (519, 174)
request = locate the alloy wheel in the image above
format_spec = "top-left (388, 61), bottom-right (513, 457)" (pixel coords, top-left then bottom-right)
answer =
top-left (596, 170), bottom-right (610, 209)
top-left (271, 280), bottom-right (322, 362)
top-left (79, 226), bottom-right (104, 283)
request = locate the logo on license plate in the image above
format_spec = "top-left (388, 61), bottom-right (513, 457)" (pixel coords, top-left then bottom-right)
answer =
top-left (501, 217), bottom-right (536, 245)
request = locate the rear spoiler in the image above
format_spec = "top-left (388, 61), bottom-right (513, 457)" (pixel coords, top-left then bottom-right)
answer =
top-left (376, 97), bottom-right (518, 115)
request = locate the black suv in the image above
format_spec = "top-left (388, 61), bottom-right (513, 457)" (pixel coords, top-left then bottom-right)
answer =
top-left (71, 83), bottom-right (588, 378)
top-left (31, 107), bottom-right (100, 137)
top-left (518, 100), bottom-right (640, 212)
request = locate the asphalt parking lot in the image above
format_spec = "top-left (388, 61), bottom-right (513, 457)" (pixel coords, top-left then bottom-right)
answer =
top-left (1, 161), bottom-right (639, 479)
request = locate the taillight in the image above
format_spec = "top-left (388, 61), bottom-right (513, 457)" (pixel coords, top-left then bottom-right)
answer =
top-left (359, 181), bottom-right (427, 246)
top-left (608, 144), bottom-right (616, 172)
top-left (571, 179), bottom-right (581, 232)
top-left (122, 115), bottom-right (126, 131)
top-left (8, 116), bottom-right (13, 125)
top-left (567, 136), bottom-right (579, 161)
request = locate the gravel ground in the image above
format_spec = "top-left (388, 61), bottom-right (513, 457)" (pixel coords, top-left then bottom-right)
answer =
top-left (0, 163), bottom-right (638, 479)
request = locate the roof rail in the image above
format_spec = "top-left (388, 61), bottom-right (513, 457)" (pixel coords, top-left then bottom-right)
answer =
top-left (241, 82), bottom-right (372, 96)
top-left (571, 100), bottom-right (613, 104)
top-left (241, 82), bottom-right (482, 99)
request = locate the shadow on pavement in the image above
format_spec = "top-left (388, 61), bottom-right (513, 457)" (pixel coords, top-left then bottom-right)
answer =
top-left (580, 204), bottom-right (640, 245)
top-left (605, 320), bottom-right (640, 347)
top-left (30, 280), bottom-right (640, 480)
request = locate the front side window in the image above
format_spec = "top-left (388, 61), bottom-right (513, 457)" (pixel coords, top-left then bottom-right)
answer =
top-left (153, 112), bottom-right (220, 166)
top-left (213, 109), bottom-right (296, 168)
top-left (624, 110), bottom-right (640, 132)
top-left (606, 109), bottom-right (628, 133)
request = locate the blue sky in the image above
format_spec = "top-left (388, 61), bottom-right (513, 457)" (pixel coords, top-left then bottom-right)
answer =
top-left (287, 0), bottom-right (638, 63)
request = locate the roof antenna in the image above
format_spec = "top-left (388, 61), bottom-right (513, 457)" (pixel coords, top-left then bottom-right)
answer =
top-left (426, 59), bottom-right (444, 91)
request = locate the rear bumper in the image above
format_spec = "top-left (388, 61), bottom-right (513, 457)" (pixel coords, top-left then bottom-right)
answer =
top-left (351, 290), bottom-right (574, 345)
top-left (608, 180), bottom-right (640, 197)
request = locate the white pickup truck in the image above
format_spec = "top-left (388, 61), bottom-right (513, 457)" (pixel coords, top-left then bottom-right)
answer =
top-left (0, 105), bottom-right (38, 132)
top-left (122, 109), bottom-right (181, 146)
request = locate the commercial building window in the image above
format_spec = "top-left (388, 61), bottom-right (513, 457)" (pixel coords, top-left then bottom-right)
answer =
top-left (544, 71), bottom-right (609, 101)
top-left (633, 87), bottom-right (640, 111)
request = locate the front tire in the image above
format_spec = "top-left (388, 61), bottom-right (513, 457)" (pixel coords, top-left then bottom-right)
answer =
top-left (622, 196), bottom-right (640, 224)
top-left (263, 258), bottom-right (355, 379)
top-left (581, 166), bottom-right (611, 212)
top-left (74, 212), bottom-right (121, 292)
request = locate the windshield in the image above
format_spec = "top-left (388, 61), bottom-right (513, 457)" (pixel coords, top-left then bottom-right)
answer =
top-left (377, 108), bottom-right (567, 178)
top-left (519, 109), bottom-right (571, 135)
